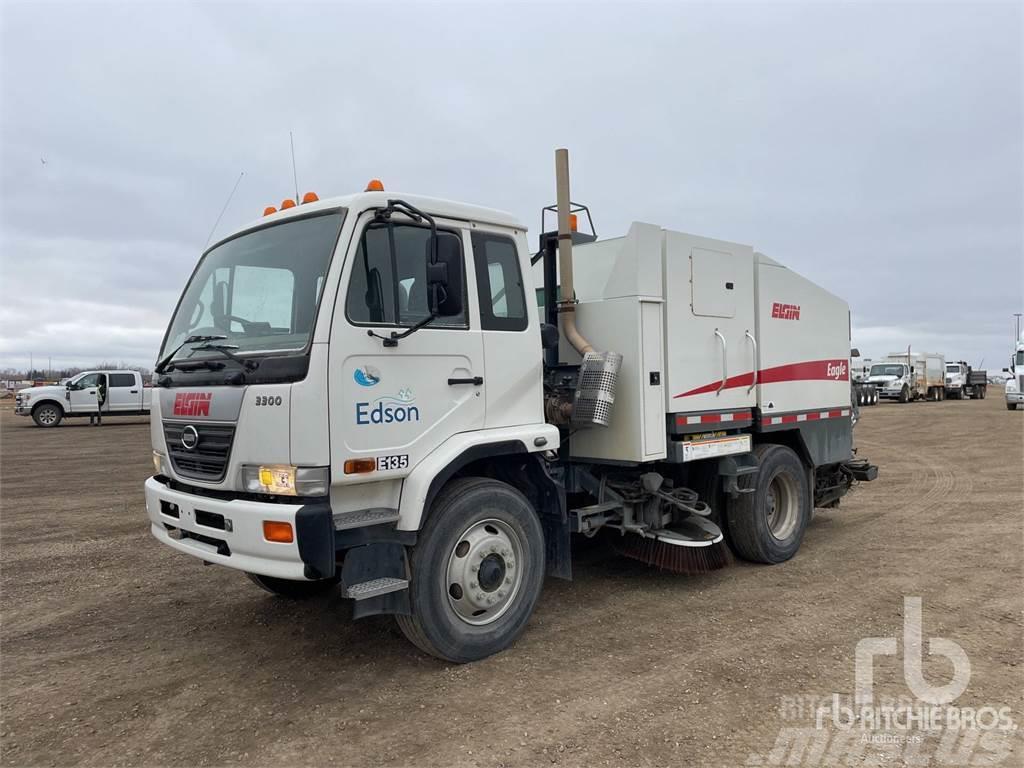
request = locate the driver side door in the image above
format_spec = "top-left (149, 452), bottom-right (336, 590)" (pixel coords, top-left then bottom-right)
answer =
top-left (328, 213), bottom-right (485, 486)
top-left (68, 373), bottom-right (102, 413)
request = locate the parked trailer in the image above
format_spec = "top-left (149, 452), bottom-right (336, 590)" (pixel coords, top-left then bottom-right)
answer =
top-left (945, 361), bottom-right (987, 400)
top-left (868, 351), bottom-right (946, 402)
top-left (144, 150), bottom-right (876, 661)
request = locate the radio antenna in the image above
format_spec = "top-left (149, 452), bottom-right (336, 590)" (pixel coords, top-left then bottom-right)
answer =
top-left (205, 171), bottom-right (245, 248)
top-left (290, 131), bottom-right (300, 204)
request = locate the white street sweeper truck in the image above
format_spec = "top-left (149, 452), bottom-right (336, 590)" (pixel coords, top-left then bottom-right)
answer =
top-left (145, 150), bottom-right (877, 662)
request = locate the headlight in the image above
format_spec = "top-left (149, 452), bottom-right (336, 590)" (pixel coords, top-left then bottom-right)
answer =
top-left (152, 451), bottom-right (169, 476)
top-left (241, 465), bottom-right (330, 496)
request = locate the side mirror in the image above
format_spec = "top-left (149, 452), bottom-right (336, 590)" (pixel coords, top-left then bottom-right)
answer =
top-left (540, 323), bottom-right (560, 350)
top-left (1004, 368), bottom-right (1011, 373)
top-left (850, 348), bottom-right (860, 357)
top-left (910, 366), bottom-right (915, 373)
top-left (426, 232), bottom-right (464, 317)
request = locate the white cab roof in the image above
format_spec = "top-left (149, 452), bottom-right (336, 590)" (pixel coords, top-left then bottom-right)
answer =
top-left (228, 191), bottom-right (524, 245)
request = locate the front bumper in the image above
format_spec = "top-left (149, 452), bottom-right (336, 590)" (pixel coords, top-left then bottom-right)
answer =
top-left (14, 403), bottom-right (30, 415)
top-left (144, 477), bottom-right (334, 580)
top-left (1006, 391), bottom-right (1024, 405)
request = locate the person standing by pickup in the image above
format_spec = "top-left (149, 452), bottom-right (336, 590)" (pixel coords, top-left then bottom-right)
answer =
top-left (89, 374), bottom-right (107, 426)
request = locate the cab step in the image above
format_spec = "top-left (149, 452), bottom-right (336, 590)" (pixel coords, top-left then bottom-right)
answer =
top-left (333, 507), bottom-right (400, 530)
top-left (344, 577), bottom-right (409, 600)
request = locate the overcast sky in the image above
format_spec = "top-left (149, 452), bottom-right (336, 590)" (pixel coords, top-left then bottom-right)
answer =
top-left (1, 1), bottom-right (1021, 373)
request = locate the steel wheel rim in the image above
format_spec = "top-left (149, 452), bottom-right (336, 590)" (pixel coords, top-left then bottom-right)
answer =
top-left (766, 472), bottom-right (799, 540)
top-left (445, 518), bottom-right (524, 626)
top-left (38, 407), bottom-right (57, 425)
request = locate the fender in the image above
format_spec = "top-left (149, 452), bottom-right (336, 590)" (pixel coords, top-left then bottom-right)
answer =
top-left (396, 423), bottom-right (560, 531)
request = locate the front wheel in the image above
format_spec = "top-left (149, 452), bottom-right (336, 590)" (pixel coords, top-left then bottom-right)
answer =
top-left (1009, 402), bottom-right (1019, 411)
top-left (726, 444), bottom-right (811, 564)
top-left (246, 572), bottom-right (338, 599)
top-left (899, 386), bottom-right (910, 404)
top-left (396, 477), bottom-right (545, 663)
top-left (32, 403), bottom-right (63, 427)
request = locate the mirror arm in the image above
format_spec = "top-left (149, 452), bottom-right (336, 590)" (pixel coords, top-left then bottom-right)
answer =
top-left (367, 313), bottom-right (439, 348)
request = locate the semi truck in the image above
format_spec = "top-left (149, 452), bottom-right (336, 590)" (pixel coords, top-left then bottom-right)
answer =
top-left (944, 361), bottom-right (987, 400)
top-left (867, 351), bottom-right (946, 402)
top-left (15, 370), bottom-right (152, 427)
top-left (144, 150), bottom-right (876, 662)
top-left (1004, 337), bottom-right (1024, 410)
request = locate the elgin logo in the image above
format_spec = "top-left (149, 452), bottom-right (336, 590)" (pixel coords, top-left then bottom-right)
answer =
top-left (173, 392), bottom-right (213, 417)
top-left (771, 302), bottom-right (801, 320)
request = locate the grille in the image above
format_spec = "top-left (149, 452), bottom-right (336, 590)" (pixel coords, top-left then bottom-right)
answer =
top-left (572, 351), bottom-right (623, 428)
top-left (163, 421), bottom-right (235, 482)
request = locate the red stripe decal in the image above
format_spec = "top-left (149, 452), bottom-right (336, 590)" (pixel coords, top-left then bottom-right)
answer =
top-left (673, 359), bottom-right (849, 399)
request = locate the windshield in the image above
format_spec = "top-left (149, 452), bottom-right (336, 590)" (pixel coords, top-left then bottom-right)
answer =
top-left (870, 364), bottom-right (905, 377)
top-left (160, 212), bottom-right (344, 361)
top-left (946, 364), bottom-right (960, 373)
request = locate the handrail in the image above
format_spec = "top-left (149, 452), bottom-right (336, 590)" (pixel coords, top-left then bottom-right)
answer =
top-left (715, 329), bottom-right (727, 396)
top-left (745, 330), bottom-right (758, 394)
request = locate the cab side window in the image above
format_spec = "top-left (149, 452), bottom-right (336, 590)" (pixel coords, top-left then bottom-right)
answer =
top-left (346, 223), bottom-right (467, 328)
top-left (471, 232), bottom-right (527, 331)
top-left (109, 373), bottom-right (136, 387)
top-left (75, 373), bottom-right (101, 389)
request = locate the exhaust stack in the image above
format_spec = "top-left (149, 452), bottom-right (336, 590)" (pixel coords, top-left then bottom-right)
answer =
top-left (553, 148), bottom-right (622, 429)
top-left (555, 148), bottom-right (595, 357)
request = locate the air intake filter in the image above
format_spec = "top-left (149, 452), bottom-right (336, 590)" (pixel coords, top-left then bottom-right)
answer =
top-left (571, 351), bottom-right (623, 428)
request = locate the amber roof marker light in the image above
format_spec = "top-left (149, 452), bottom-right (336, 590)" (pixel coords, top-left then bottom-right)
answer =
top-left (302, 192), bottom-right (319, 204)
top-left (365, 179), bottom-right (385, 192)
top-left (263, 206), bottom-right (277, 216)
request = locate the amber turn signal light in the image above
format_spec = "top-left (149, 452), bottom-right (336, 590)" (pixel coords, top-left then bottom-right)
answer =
top-left (262, 521), bottom-right (294, 543)
top-left (343, 458), bottom-right (376, 475)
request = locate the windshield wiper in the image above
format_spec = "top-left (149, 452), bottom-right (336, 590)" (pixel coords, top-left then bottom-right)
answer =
top-left (155, 334), bottom-right (227, 373)
top-left (190, 343), bottom-right (260, 372)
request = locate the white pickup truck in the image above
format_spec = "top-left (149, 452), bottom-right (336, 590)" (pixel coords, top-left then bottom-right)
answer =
top-left (15, 370), bottom-right (152, 427)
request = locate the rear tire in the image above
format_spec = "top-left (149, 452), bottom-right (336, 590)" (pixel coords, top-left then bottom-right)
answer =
top-left (396, 477), bottom-right (545, 663)
top-left (32, 403), bottom-right (63, 428)
top-left (726, 444), bottom-right (811, 564)
top-left (246, 572), bottom-right (338, 599)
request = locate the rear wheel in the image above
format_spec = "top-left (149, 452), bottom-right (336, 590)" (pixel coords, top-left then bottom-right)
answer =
top-left (726, 444), bottom-right (811, 564)
top-left (246, 572), bottom-right (338, 599)
top-left (396, 477), bottom-right (545, 663)
top-left (32, 403), bottom-right (63, 428)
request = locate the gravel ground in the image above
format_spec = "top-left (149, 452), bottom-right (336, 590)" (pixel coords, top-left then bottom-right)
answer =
top-left (1, 396), bottom-right (1022, 767)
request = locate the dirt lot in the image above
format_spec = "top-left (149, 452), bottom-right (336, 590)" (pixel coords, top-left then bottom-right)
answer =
top-left (1, 397), bottom-right (1022, 767)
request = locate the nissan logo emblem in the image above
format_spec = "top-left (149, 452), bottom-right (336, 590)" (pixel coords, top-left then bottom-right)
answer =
top-left (181, 425), bottom-right (199, 451)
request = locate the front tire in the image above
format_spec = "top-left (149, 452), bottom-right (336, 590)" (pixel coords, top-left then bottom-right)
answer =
top-left (396, 477), bottom-right (545, 663)
top-left (899, 386), bottom-right (910, 404)
top-left (726, 444), bottom-right (811, 564)
top-left (32, 403), bottom-right (63, 428)
top-left (1009, 402), bottom-right (1018, 411)
top-left (246, 572), bottom-right (338, 599)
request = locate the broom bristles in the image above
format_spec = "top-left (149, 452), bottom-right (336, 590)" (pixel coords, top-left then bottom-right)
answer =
top-left (614, 534), bottom-right (732, 575)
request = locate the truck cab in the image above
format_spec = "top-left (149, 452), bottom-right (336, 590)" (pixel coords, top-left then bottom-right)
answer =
top-left (16, 370), bottom-right (151, 427)
top-left (867, 361), bottom-right (911, 401)
top-left (945, 362), bottom-right (967, 398)
top-left (1004, 341), bottom-right (1024, 410)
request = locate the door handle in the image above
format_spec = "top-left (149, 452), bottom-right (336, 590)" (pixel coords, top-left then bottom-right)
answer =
top-left (714, 329), bottom-right (727, 396)
top-left (448, 376), bottom-right (483, 386)
top-left (745, 330), bottom-right (758, 394)
top-left (130, 389), bottom-right (138, 394)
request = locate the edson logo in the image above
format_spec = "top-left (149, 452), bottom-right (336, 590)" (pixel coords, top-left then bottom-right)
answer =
top-left (356, 388), bottom-right (419, 425)
top-left (771, 302), bottom-right (801, 320)
top-left (173, 392), bottom-right (212, 417)
top-left (354, 366), bottom-right (381, 387)
top-left (827, 361), bottom-right (848, 380)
